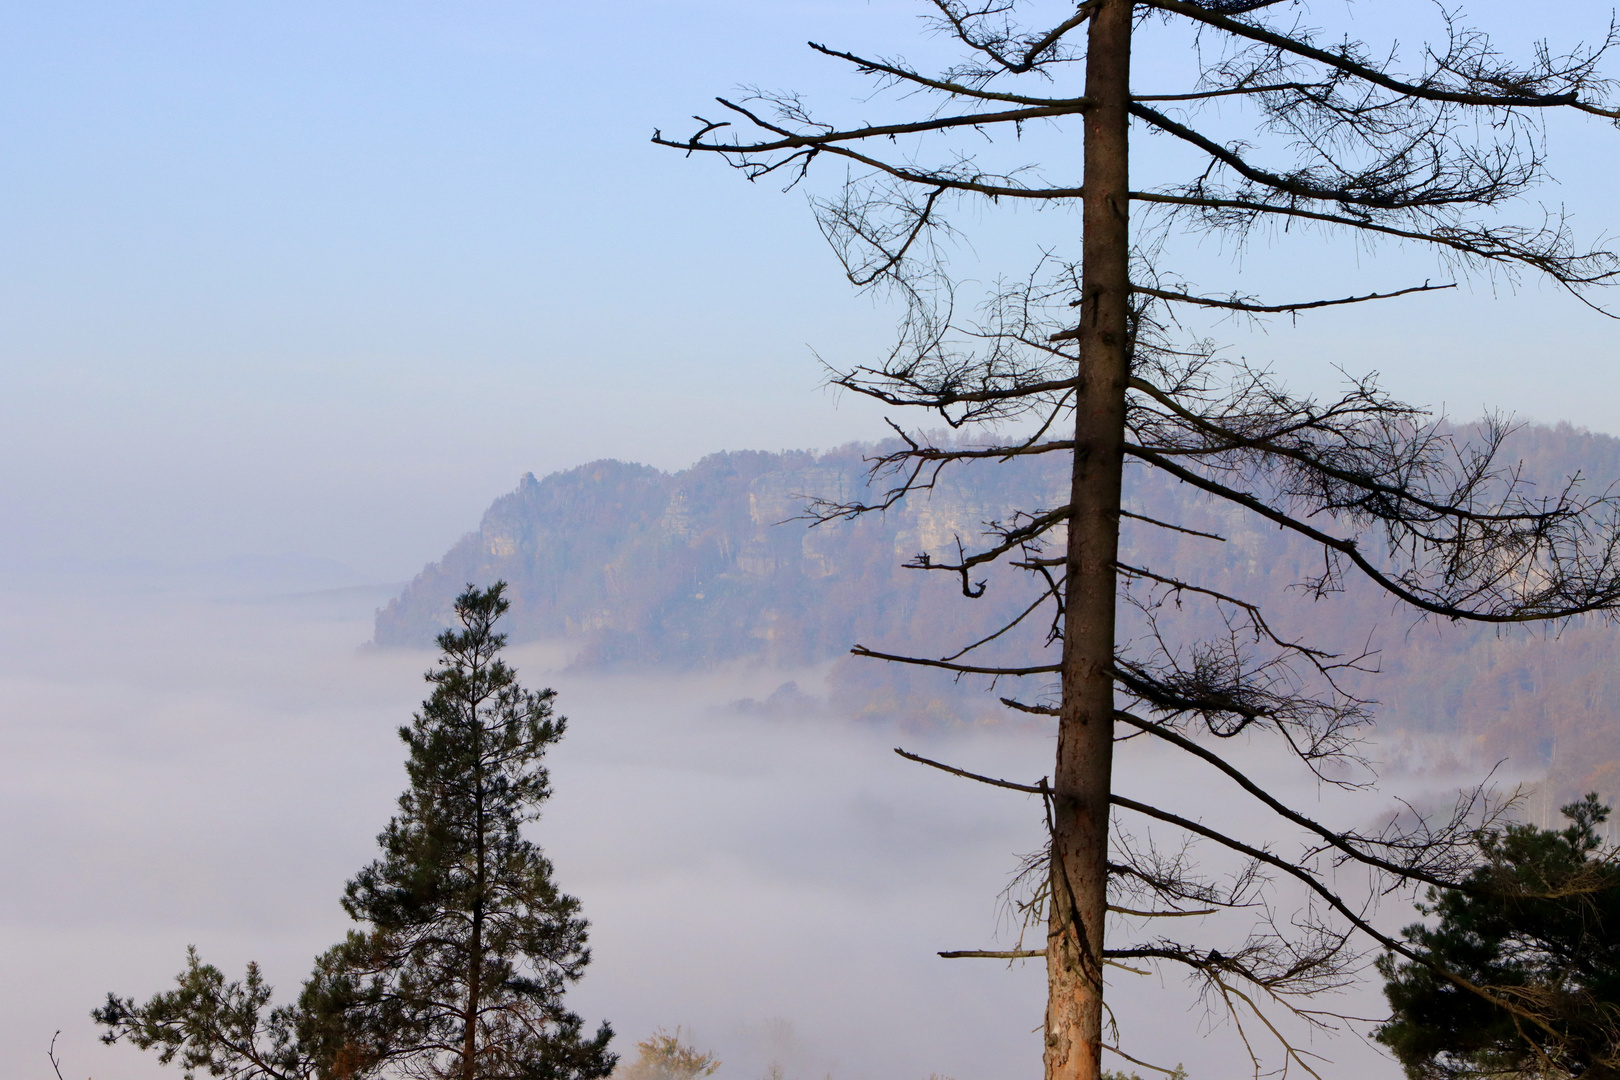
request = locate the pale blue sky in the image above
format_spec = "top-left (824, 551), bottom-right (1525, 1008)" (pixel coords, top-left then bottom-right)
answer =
top-left (2, 0), bottom-right (1617, 580)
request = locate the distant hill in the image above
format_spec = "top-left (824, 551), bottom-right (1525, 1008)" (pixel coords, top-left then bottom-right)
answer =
top-left (375, 424), bottom-right (1620, 804)
top-left (375, 446), bottom-right (1060, 661)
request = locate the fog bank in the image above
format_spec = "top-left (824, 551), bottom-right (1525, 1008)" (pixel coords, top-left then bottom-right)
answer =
top-left (1, 575), bottom-right (1506, 1080)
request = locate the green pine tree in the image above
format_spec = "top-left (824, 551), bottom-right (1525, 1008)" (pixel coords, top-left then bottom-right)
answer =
top-left (1376, 794), bottom-right (1620, 1080)
top-left (97, 583), bottom-right (615, 1080)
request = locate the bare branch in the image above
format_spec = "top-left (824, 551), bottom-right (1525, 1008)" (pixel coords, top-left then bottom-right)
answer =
top-left (893, 746), bottom-right (1048, 794)
top-left (808, 41), bottom-right (1088, 106)
top-left (1118, 507), bottom-right (1227, 541)
top-left (662, 96), bottom-right (1093, 156)
top-left (1131, 280), bottom-right (1455, 315)
top-left (1149, 0), bottom-right (1619, 115)
top-left (850, 644), bottom-right (1058, 677)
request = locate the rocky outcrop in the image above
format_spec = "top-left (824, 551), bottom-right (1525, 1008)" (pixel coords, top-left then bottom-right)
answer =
top-left (374, 445), bottom-right (1064, 666)
top-left (375, 424), bottom-right (1620, 802)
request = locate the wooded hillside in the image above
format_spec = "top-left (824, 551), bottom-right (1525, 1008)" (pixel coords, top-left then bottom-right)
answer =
top-left (375, 423), bottom-right (1620, 803)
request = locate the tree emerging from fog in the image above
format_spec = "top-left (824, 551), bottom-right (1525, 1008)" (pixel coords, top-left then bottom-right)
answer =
top-left (96, 583), bottom-right (616, 1080)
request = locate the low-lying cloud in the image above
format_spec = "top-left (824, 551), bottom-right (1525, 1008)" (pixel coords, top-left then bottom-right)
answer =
top-left (0, 577), bottom-right (1516, 1080)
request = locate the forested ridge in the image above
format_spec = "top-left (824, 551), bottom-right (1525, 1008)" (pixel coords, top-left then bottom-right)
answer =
top-left (375, 422), bottom-right (1620, 802)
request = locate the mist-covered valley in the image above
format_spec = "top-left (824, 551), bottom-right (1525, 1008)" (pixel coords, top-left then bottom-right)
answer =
top-left (6, 422), bottom-right (1600, 1079)
top-left (380, 423), bottom-right (1620, 807)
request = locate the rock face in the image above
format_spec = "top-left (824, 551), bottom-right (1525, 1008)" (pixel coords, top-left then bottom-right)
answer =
top-left (374, 445), bottom-right (1065, 667)
top-left (376, 424), bottom-right (1620, 802)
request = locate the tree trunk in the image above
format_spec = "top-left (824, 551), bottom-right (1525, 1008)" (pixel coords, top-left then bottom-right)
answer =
top-left (1047, 4), bottom-right (1131, 1080)
top-left (464, 849), bottom-right (484, 1080)
top-left (464, 691), bottom-right (486, 1080)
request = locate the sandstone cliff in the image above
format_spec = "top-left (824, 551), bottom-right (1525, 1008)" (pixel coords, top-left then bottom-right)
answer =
top-left (375, 424), bottom-right (1620, 802)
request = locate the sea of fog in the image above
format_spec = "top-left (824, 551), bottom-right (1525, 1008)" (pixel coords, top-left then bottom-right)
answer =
top-left (0, 572), bottom-right (1516, 1080)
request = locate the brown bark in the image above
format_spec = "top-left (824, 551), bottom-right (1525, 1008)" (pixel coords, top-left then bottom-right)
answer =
top-left (463, 854), bottom-right (483, 1080)
top-left (1047, 4), bottom-right (1132, 1080)
top-left (463, 689), bottom-right (486, 1080)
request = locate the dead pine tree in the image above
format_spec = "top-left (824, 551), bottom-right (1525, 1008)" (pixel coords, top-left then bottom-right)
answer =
top-left (658, 4), bottom-right (1620, 1080)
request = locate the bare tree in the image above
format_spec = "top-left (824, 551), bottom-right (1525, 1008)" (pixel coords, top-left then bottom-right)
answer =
top-left (658, 4), bottom-right (1620, 1080)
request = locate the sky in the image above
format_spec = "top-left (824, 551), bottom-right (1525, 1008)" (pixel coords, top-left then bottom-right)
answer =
top-left (1, 0), bottom-right (1617, 582)
top-left (1, 2), bottom-right (1619, 1078)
